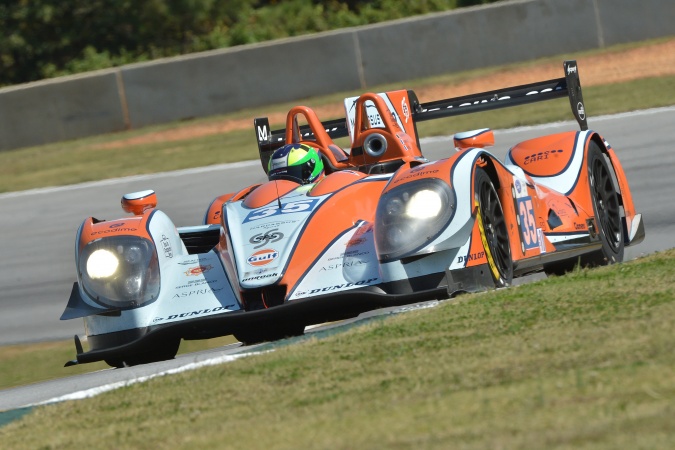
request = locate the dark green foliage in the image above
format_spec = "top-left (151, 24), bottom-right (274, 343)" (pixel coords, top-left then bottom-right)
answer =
top-left (0, 0), bottom-right (501, 87)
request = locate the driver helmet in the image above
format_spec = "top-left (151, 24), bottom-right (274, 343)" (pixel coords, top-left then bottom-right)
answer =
top-left (267, 143), bottom-right (325, 184)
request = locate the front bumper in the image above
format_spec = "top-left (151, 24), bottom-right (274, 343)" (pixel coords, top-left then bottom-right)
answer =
top-left (69, 284), bottom-right (450, 365)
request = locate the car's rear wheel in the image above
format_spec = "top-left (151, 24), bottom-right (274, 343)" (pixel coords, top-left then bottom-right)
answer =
top-left (233, 323), bottom-right (305, 345)
top-left (475, 168), bottom-right (513, 287)
top-left (104, 338), bottom-right (180, 368)
top-left (544, 142), bottom-right (624, 275)
top-left (585, 143), bottom-right (625, 264)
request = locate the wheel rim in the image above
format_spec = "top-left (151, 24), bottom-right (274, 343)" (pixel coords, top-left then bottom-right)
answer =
top-left (590, 158), bottom-right (622, 252)
top-left (479, 179), bottom-right (512, 280)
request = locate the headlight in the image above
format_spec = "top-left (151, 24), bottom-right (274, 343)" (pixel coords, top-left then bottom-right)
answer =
top-left (375, 178), bottom-right (455, 261)
top-left (79, 236), bottom-right (160, 309)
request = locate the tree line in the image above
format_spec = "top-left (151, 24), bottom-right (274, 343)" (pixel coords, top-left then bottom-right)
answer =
top-left (0, 0), bottom-right (497, 87)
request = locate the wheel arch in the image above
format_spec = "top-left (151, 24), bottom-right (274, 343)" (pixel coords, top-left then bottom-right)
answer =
top-left (587, 131), bottom-right (642, 246)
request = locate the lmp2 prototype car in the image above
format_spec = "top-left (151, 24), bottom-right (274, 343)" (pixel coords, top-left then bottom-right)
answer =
top-left (62, 60), bottom-right (644, 367)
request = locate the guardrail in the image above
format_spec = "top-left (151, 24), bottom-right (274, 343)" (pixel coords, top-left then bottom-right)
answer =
top-left (0, 0), bottom-right (672, 151)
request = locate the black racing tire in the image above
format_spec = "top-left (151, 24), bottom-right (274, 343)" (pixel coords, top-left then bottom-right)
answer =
top-left (584, 143), bottom-right (625, 264)
top-left (475, 168), bottom-right (513, 288)
top-left (544, 142), bottom-right (624, 275)
top-left (104, 338), bottom-right (181, 368)
top-left (234, 323), bottom-right (306, 346)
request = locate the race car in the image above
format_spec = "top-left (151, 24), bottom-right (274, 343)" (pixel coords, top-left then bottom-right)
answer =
top-left (61, 60), bottom-right (644, 367)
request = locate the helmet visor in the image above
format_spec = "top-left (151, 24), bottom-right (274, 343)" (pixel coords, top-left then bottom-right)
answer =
top-left (268, 164), bottom-right (307, 184)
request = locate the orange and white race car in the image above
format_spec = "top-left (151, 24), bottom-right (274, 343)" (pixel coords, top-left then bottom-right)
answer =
top-left (62, 60), bottom-right (644, 367)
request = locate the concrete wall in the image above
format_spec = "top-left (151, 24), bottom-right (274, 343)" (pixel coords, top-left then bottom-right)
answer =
top-left (1, 0), bottom-right (673, 151)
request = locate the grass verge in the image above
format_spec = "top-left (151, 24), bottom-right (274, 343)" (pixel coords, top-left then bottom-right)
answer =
top-left (1, 249), bottom-right (674, 448)
top-left (0, 336), bottom-right (238, 391)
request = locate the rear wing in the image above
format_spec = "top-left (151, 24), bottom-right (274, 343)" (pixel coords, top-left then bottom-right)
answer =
top-left (254, 60), bottom-right (587, 171)
top-left (414, 60), bottom-right (587, 129)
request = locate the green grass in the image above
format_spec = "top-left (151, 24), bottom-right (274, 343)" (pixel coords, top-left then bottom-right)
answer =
top-left (0, 336), bottom-right (238, 390)
top-left (1, 37), bottom-right (674, 194)
top-left (1, 249), bottom-right (673, 448)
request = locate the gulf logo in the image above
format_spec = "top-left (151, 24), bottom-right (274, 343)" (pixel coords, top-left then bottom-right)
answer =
top-left (247, 248), bottom-right (279, 267)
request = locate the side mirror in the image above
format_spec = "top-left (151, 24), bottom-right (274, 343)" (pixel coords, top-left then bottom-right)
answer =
top-left (453, 128), bottom-right (494, 151)
top-left (122, 190), bottom-right (157, 215)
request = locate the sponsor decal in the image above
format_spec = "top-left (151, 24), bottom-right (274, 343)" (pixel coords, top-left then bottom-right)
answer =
top-left (305, 278), bottom-right (379, 295)
top-left (242, 272), bottom-right (279, 282)
top-left (395, 133), bottom-right (410, 151)
top-left (567, 65), bottom-right (577, 75)
top-left (184, 265), bottom-right (213, 276)
top-left (175, 279), bottom-right (219, 290)
top-left (319, 260), bottom-right (368, 272)
top-left (160, 234), bottom-right (173, 258)
top-left (249, 219), bottom-right (298, 230)
top-left (247, 248), bottom-right (279, 266)
top-left (574, 222), bottom-right (586, 230)
top-left (394, 169), bottom-right (440, 183)
top-left (457, 251), bottom-right (485, 264)
top-left (327, 249), bottom-right (370, 261)
top-left (515, 179), bottom-right (522, 194)
top-left (345, 237), bottom-right (366, 247)
top-left (243, 268), bottom-right (271, 277)
top-left (522, 149), bottom-right (564, 165)
top-left (577, 102), bottom-right (586, 120)
top-left (537, 228), bottom-right (546, 253)
top-left (367, 110), bottom-right (384, 128)
top-left (172, 287), bottom-right (223, 299)
top-left (257, 124), bottom-right (268, 142)
top-left (91, 225), bottom-right (138, 235)
top-left (177, 259), bottom-right (199, 265)
top-left (154, 304), bottom-right (236, 321)
top-left (401, 97), bottom-right (410, 123)
top-left (243, 199), bottom-right (319, 223)
top-left (249, 228), bottom-right (284, 249)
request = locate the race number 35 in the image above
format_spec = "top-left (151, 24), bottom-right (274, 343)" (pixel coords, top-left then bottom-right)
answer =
top-left (517, 197), bottom-right (538, 249)
top-left (244, 199), bottom-right (318, 223)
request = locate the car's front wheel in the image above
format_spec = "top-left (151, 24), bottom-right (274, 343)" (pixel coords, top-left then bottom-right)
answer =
top-left (475, 167), bottom-right (513, 288)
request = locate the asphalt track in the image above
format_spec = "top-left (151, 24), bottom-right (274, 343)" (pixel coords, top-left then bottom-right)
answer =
top-left (0, 107), bottom-right (673, 347)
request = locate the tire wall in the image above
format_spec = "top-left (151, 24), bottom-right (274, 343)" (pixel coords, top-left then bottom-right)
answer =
top-left (0, 0), bottom-right (672, 151)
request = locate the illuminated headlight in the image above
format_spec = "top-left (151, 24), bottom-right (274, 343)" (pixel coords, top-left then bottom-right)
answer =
top-left (376, 178), bottom-right (455, 261)
top-left (79, 236), bottom-right (160, 309)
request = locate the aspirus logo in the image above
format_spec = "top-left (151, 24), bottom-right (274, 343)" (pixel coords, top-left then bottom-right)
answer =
top-left (577, 102), bottom-right (586, 120)
top-left (249, 228), bottom-right (283, 249)
top-left (319, 260), bottom-right (368, 272)
top-left (247, 248), bottom-right (279, 267)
